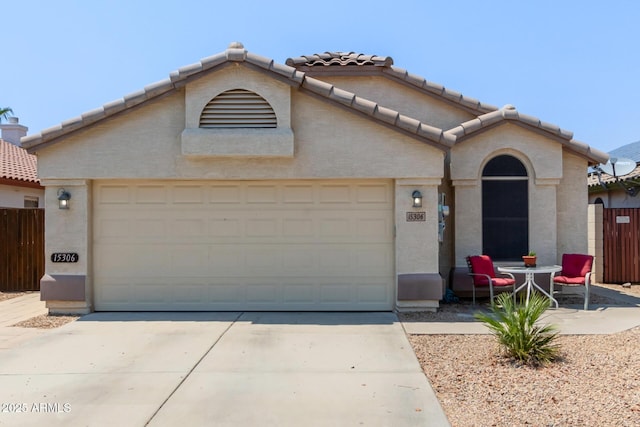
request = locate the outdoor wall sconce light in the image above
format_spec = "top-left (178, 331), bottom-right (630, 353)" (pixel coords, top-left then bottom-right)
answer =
top-left (412, 190), bottom-right (422, 208)
top-left (57, 188), bottom-right (71, 210)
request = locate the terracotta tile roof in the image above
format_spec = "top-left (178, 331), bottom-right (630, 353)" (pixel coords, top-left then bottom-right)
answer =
top-left (285, 52), bottom-right (393, 67)
top-left (0, 138), bottom-right (39, 183)
top-left (446, 105), bottom-right (609, 165)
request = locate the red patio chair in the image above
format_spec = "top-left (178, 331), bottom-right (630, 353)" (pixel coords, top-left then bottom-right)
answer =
top-left (551, 253), bottom-right (594, 310)
top-left (466, 255), bottom-right (516, 304)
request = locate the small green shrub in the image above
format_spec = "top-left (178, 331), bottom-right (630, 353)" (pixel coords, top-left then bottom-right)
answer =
top-left (474, 291), bottom-right (560, 366)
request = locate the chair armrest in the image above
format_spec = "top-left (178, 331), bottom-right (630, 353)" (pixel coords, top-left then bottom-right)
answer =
top-left (468, 273), bottom-right (493, 283)
top-left (585, 271), bottom-right (592, 286)
top-left (468, 273), bottom-right (491, 278)
top-left (499, 272), bottom-right (515, 280)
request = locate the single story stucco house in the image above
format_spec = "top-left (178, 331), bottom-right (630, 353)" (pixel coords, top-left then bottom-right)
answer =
top-left (23, 42), bottom-right (607, 314)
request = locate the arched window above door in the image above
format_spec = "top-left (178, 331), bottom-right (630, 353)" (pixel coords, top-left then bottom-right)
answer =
top-left (482, 155), bottom-right (527, 177)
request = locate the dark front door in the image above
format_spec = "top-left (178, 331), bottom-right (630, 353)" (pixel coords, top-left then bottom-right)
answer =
top-left (482, 180), bottom-right (528, 260)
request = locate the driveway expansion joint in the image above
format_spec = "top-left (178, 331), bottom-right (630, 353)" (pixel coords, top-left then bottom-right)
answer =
top-left (143, 311), bottom-right (244, 426)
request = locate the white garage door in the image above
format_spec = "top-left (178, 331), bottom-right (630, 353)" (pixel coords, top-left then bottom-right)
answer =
top-left (93, 180), bottom-right (395, 311)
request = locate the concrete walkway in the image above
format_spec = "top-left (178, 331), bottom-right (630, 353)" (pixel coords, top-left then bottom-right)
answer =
top-left (403, 285), bottom-right (640, 335)
top-left (0, 293), bottom-right (47, 350)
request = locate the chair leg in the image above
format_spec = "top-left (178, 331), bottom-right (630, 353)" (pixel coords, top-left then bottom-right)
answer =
top-left (584, 284), bottom-right (589, 310)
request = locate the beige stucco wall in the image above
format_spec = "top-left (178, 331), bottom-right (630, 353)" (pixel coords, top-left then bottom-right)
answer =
top-left (37, 92), bottom-right (185, 179)
top-left (40, 179), bottom-right (92, 312)
top-left (35, 64), bottom-right (448, 311)
top-left (450, 124), bottom-right (564, 267)
top-left (395, 179), bottom-right (442, 274)
top-left (0, 184), bottom-right (44, 208)
top-left (589, 188), bottom-right (640, 208)
top-left (587, 203), bottom-right (604, 283)
top-left (37, 68), bottom-right (444, 181)
top-left (556, 150), bottom-right (590, 258)
top-left (319, 75), bottom-right (475, 131)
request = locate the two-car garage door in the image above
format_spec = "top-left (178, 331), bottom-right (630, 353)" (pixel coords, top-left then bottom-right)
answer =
top-left (93, 180), bottom-right (394, 311)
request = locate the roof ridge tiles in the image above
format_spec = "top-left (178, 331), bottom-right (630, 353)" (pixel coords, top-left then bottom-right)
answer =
top-left (285, 52), bottom-right (393, 68)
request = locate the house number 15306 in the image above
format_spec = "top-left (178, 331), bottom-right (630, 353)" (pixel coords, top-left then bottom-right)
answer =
top-left (51, 253), bottom-right (79, 263)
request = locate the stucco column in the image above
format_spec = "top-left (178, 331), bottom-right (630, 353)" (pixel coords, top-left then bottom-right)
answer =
top-left (452, 179), bottom-right (481, 265)
top-left (588, 204), bottom-right (604, 283)
top-left (530, 178), bottom-right (559, 265)
top-left (395, 178), bottom-right (443, 310)
top-left (40, 179), bottom-right (92, 314)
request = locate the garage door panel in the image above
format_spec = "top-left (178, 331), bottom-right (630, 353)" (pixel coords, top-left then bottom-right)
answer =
top-left (94, 180), bottom-right (394, 311)
top-left (357, 280), bottom-right (391, 304)
top-left (135, 185), bottom-right (168, 204)
top-left (172, 185), bottom-right (205, 204)
top-left (356, 184), bottom-right (391, 203)
top-left (209, 219), bottom-right (242, 237)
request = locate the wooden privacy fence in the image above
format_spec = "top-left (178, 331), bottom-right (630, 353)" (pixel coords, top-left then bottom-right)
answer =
top-left (603, 208), bottom-right (640, 283)
top-left (0, 209), bottom-right (45, 292)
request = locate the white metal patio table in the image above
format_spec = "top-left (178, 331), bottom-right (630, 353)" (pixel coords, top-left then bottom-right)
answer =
top-left (497, 265), bottom-right (562, 308)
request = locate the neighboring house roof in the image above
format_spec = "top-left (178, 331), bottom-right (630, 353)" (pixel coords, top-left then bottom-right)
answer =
top-left (21, 42), bottom-right (606, 165)
top-left (609, 140), bottom-right (640, 162)
top-left (447, 105), bottom-right (609, 164)
top-left (588, 140), bottom-right (640, 189)
top-left (0, 138), bottom-right (40, 185)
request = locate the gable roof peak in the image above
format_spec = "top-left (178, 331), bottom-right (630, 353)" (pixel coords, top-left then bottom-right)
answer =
top-left (226, 41), bottom-right (247, 61)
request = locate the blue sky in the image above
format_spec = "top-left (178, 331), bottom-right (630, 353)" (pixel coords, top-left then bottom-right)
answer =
top-left (2, 0), bottom-right (639, 153)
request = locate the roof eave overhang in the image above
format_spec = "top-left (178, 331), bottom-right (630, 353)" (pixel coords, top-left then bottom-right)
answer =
top-left (0, 177), bottom-right (43, 189)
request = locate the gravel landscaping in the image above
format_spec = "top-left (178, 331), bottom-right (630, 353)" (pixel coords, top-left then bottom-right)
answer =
top-left (404, 284), bottom-right (640, 426)
top-left (12, 314), bottom-right (81, 329)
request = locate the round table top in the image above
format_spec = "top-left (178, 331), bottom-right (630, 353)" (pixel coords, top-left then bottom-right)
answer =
top-left (497, 265), bottom-right (562, 274)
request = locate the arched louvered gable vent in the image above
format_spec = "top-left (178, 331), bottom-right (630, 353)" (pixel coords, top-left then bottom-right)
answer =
top-left (199, 89), bottom-right (277, 128)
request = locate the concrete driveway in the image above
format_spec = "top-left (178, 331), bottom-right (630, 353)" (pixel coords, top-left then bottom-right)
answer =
top-left (0, 312), bottom-right (449, 426)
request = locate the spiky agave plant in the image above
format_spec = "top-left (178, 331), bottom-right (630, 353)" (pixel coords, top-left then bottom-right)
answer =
top-left (474, 291), bottom-right (560, 366)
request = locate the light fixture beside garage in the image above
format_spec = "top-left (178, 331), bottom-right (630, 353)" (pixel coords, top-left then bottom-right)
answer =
top-left (57, 188), bottom-right (71, 209)
top-left (412, 190), bottom-right (422, 208)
